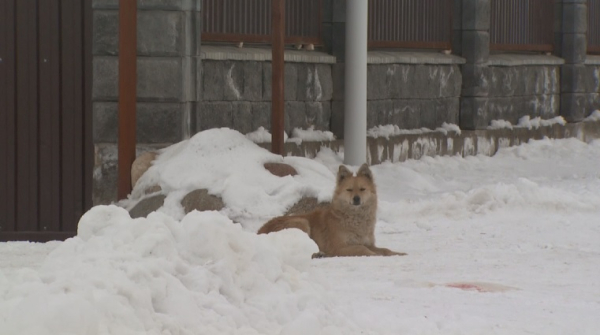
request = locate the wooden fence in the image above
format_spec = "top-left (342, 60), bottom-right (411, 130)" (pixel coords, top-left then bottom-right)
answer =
top-left (0, 0), bottom-right (93, 241)
top-left (368, 0), bottom-right (453, 49)
top-left (202, 0), bottom-right (322, 45)
top-left (490, 0), bottom-right (555, 52)
top-left (589, 0), bottom-right (600, 54)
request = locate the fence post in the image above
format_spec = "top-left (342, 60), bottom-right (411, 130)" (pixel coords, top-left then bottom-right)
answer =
top-left (557, 0), bottom-right (590, 122)
top-left (343, 0), bottom-right (368, 165)
top-left (457, 0), bottom-right (491, 130)
top-left (118, 0), bottom-right (137, 200)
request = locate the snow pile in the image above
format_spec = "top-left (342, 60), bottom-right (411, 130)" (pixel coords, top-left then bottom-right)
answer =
top-left (0, 206), bottom-right (356, 335)
top-left (245, 126), bottom-right (335, 144)
top-left (291, 126), bottom-right (336, 142)
top-left (488, 116), bottom-right (566, 130)
top-left (367, 123), bottom-right (461, 139)
top-left (131, 128), bottom-right (335, 223)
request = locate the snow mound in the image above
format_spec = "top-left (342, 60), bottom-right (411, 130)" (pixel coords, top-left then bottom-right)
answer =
top-left (130, 128), bottom-right (335, 224)
top-left (0, 206), bottom-right (356, 335)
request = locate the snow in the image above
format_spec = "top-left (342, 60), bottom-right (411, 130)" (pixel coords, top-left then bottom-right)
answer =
top-left (584, 110), bottom-right (600, 122)
top-left (245, 126), bottom-right (335, 145)
top-left (368, 123), bottom-right (462, 139)
top-left (2, 129), bottom-right (600, 335)
top-left (488, 116), bottom-right (567, 130)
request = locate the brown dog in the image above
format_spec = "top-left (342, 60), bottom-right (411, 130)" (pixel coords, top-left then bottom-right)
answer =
top-left (258, 164), bottom-right (406, 258)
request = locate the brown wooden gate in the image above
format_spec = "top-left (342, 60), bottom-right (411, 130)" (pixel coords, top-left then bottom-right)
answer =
top-left (0, 0), bottom-right (92, 242)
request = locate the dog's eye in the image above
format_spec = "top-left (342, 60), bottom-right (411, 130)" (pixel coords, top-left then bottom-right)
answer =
top-left (346, 189), bottom-right (352, 192)
top-left (359, 188), bottom-right (366, 191)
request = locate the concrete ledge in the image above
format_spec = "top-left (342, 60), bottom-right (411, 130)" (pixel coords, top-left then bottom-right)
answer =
top-left (258, 120), bottom-right (600, 164)
top-left (367, 51), bottom-right (466, 65)
top-left (584, 55), bottom-right (600, 65)
top-left (201, 45), bottom-right (336, 64)
top-left (488, 54), bottom-right (565, 67)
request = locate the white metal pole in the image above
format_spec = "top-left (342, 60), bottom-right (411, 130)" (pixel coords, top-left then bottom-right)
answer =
top-left (344, 0), bottom-right (368, 166)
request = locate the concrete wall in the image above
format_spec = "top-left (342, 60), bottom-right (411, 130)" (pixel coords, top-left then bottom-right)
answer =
top-left (91, 0), bottom-right (600, 205)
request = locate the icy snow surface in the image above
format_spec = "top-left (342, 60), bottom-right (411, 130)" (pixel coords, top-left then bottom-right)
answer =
top-left (1, 129), bottom-right (600, 335)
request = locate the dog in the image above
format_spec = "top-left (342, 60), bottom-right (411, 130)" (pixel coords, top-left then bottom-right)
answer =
top-left (258, 164), bottom-right (406, 258)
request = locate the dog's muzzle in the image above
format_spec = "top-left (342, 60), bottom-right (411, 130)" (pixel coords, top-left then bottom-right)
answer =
top-left (353, 196), bottom-right (361, 206)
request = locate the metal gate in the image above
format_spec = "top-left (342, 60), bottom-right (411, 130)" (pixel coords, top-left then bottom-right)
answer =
top-left (0, 0), bottom-right (92, 242)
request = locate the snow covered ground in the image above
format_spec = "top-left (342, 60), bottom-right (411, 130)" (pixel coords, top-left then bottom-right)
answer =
top-left (1, 129), bottom-right (599, 335)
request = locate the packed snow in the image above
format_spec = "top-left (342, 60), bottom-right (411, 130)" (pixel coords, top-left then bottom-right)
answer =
top-left (367, 122), bottom-right (462, 139)
top-left (1, 128), bottom-right (600, 335)
top-left (488, 115), bottom-right (567, 130)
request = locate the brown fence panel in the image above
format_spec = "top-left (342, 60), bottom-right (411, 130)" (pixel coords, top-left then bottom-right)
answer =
top-left (202, 0), bottom-right (322, 45)
top-left (589, 0), bottom-right (600, 54)
top-left (368, 0), bottom-right (453, 49)
top-left (0, 0), bottom-right (92, 242)
top-left (490, 0), bottom-right (554, 52)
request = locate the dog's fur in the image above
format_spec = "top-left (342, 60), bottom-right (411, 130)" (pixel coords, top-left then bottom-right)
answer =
top-left (258, 164), bottom-right (406, 258)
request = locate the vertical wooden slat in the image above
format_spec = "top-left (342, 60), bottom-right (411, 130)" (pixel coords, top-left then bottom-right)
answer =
top-left (271, 0), bottom-right (285, 155)
top-left (118, 0), bottom-right (138, 200)
top-left (61, 0), bottom-right (76, 230)
top-left (0, 0), bottom-right (17, 233)
top-left (38, 0), bottom-right (61, 233)
top-left (16, 0), bottom-right (38, 232)
top-left (83, 0), bottom-right (94, 213)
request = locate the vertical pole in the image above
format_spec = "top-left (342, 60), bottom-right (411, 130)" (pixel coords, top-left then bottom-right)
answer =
top-left (118, 0), bottom-right (137, 199)
top-left (271, 0), bottom-right (285, 155)
top-left (344, 0), bottom-right (368, 165)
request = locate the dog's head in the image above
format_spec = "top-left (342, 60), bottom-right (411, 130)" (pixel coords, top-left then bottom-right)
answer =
top-left (333, 163), bottom-right (377, 208)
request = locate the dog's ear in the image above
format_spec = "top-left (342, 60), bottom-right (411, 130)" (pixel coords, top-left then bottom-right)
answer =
top-left (337, 165), bottom-right (352, 183)
top-left (357, 163), bottom-right (373, 180)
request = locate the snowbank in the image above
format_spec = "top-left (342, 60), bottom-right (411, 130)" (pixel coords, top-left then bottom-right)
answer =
top-left (0, 206), bottom-right (357, 335)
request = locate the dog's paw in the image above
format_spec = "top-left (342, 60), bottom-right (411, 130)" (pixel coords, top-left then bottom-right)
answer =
top-left (311, 251), bottom-right (327, 259)
top-left (394, 252), bottom-right (407, 256)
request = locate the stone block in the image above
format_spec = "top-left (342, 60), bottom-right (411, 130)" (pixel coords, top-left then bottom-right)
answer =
top-left (561, 33), bottom-right (587, 64)
top-left (435, 97), bottom-right (460, 126)
top-left (367, 65), bottom-right (394, 100)
top-left (93, 10), bottom-right (119, 56)
top-left (251, 102), bottom-right (272, 131)
top-left (285, 101), bottom-right (307, 135)
top-left (93, 102), bottom-right (187, 143)
top-left (221, 61), bottom-right (244, 101)
top-left (561, 93), bottom-right (592, 121)
top-left (92, 57), bottom-right (119, 100)
top-left (489, 66), bottom-right (559, 97)
top-left (367, 100), bottom-right (394, 128)
top-left (419, 100), bottom-right (438, 130)
top-left (196, 102), bottom-right (233, 131)
top-left (322, 0), bottom-right (333, 23)
top-left (231, 102), bottom-right (253, 134)
top-left (389, 64), bottom-right (413, 99)
top-left (462, 64), bottom-right (490, 97)
top-left (296, 63), bottom-right (333, 101)
top-left (562, 3), bottom-right (587, 34)
top-left (332, 63), bottom-right (345, 101)
top-left (461, 31), bottom-right (489, 64)
top-left (93, 10), bottom-right (196, 56)
top-left (440, 65), bottom-right (463, 98)
top-left (242, 62), bottom-right (263, 101)
top-left (562, 65), bottom-right (600, 93)
top-left (460, 97), bottom-right (489, 129)
top-left (306, 101), bottom-right (332, 130)
top-left (138, 57), bottom-right (194, 101)
top-left (392, 100), bottom-right (421, 130)
top-left (202, 60), bottom-right (224, 101)
top-left (262, 62), bottom-right (298, 101)
top-left (93, 56), bottom-right (193, 102)
top-left (462, 0), bottom-right (491, 30)
top-left (562, 64), bottom-right (589, 93)
top-left (331, 100), bottom-right (345, 138)
top-left (487, 95), bottom-right (560, 124)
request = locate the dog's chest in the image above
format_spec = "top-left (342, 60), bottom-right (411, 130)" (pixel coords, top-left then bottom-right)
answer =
top-left (339, 216), bottom-right (376, 245)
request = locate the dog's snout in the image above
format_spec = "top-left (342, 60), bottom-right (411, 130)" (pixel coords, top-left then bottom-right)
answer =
top-left (353, 195), bottom-right (361, 205)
